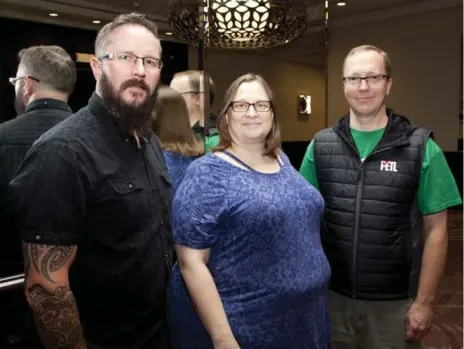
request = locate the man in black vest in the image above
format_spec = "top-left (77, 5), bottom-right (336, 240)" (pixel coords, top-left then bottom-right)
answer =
top-left (0, 45), bottom-right (75, 268)
top-left (300, 45), bottom-right (462, 348)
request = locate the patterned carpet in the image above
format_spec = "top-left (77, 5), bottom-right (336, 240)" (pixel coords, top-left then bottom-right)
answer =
top-left (423, 211), bottom-right (463, 349)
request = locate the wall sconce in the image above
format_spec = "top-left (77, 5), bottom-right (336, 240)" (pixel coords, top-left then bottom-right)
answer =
top-left (75, 53), bottom-right (94, 63)
top-left (298, 95), bottom-right (312, 115)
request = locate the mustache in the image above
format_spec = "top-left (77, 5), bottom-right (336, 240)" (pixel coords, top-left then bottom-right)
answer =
top-left (120, 79), bottom-right (150, 93)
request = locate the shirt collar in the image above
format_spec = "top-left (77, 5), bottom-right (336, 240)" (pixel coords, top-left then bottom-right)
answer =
top-left (24, 98), bottom-right (72, 114)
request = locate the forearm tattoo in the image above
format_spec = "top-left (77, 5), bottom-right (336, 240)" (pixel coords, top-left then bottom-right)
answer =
top-left (23, 244), bottom-right (86, 348)
top-left (29, 245), bottom-right (74, 284)
top-left (28, 284), bottom-right (86, 349)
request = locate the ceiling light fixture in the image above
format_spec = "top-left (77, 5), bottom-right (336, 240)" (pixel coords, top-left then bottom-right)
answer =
top-left (165, 32), bottom-right (173, 35)
top-left (49, 13), bottom-right (59, 17)
top-left (336, 1), bottom-right (346, 6)
top-left (92, 20), bottom-right (101, 24)
top-left (169, 0), bottom-right (308, 49)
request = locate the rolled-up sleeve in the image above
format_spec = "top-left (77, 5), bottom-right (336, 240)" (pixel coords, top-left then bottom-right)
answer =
top-left (9, 138), bottom-right (90, 246)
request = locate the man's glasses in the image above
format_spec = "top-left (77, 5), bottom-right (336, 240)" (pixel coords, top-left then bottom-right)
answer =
top-left (230, 101), bottom-right (272, 112)
top-left (99, 52), bottom-right (163, 70)
top-left (9, 76), bottom-right (40, 86)
top-left (180, 91), bottom-right (203, 95)
top-left (342, 74), bottom-right (389, 86)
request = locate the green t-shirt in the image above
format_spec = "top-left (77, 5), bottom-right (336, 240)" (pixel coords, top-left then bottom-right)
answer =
top-left (205, 134), bottom-right (219, 152)
top-left (299, 127), bottom-right (462, 215)
top-left (191, 121), bottom-right (220, 153)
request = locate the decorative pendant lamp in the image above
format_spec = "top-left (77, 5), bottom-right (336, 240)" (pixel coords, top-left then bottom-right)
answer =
top-left (168, 0), bottom-right (309, 49)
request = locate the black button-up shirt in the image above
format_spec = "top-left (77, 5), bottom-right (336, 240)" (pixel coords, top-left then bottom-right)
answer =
top-left (0, 98), bottom-right (72, 272)
top-left (10, 93), bottom-right (173, 349)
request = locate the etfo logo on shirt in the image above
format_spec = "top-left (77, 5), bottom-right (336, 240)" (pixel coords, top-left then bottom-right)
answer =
top-left (380, 160), bottom-right (398, 172)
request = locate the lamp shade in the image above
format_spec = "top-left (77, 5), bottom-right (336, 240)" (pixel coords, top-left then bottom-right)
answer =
top-left (168, 0), bottom-right (309, 49)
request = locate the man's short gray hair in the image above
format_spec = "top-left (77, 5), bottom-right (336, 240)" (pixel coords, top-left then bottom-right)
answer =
top-left (95, 12), bottom-right (161, 58)
top-left (18, 45), bottom-right (76, 94)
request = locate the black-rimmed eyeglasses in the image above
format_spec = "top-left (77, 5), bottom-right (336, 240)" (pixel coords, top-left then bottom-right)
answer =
top-left (342, 74), bottom-right (389, 86)
top-left (230, 101), bottom-right (272, 112)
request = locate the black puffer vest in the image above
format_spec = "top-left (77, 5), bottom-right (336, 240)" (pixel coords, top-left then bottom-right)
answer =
top-left (314, 110), bottom-right (431, 300)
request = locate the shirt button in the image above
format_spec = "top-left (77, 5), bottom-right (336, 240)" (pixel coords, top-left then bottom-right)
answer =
top-left (35, 235), bottom-right (41, 241)
top-left (128, 183), bottom-right (133, 189)
top-left (160, 220), bottom-right (164, 226)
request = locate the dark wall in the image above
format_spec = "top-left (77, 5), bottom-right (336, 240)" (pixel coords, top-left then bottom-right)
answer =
top-left (0, 16), bottom-right (189, 123)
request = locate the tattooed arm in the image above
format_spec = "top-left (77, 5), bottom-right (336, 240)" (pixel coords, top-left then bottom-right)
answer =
top-left (23, 242), bottom-right (87, 349)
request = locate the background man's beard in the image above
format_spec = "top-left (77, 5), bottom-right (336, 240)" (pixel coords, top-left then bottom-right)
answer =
top-left (100, 73), bottom-right (157, 135)
top-left (14, 84), bottom-right (26, 116)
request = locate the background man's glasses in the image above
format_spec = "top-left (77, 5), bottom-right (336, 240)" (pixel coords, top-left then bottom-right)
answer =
top-left (342, 74), bottom-right (389, 86)
top-left (230, 101), bottom-right (272, 112)
top-left (99, 52), bottom-right (163, 70)
top-left (9, 76), bottom-right (40, 86)
top-left (180, 91), bottom-right (203, 95)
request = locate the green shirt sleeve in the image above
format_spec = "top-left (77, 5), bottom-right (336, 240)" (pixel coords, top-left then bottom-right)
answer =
top-left (418, 138), bottom-right (463, 215)
top-left (205, 134), bottom-right (219, 153)
top-left (299, 140), bottom-right (320, 190)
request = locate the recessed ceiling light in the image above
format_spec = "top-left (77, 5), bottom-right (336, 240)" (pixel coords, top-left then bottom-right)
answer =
top-left (92, 20), bottom-right (101, 24)
top-left (49, 13), bottom-right (59, 17)
top-left (165, 32), bottom-right (173, 36)
top-left (336, 1), bottom-right (347, 6)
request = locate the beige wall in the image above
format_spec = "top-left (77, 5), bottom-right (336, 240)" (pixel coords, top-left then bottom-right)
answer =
top-left (189, 48), bottom-right (326, 142)
top-left (328, 7), bottom-right (462, 151)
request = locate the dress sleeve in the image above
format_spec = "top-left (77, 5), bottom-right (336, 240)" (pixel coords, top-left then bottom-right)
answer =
top-left (9, 138), bottom-right (91, 245)
top-left (172, 157), bottom-right (227, 249)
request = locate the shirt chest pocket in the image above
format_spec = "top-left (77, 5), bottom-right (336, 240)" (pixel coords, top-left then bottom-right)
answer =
top-left (98, 176), bottom-right (153, 231)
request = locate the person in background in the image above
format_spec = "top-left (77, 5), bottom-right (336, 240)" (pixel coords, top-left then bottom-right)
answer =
top-left (153, 85), bottom-right (203, 195)
top-left (0, 45), bottom-right (76, 266)
top-left (169, 73), bottom-right (331, 349)
top-left (10, 13), bottom-right (172, 349)
top-left (300, 44), bottom-right (462, 349)
top-left (170, 70), bottom-right (219, 151)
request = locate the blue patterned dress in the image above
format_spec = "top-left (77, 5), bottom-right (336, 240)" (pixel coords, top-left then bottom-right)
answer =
top-left (163, 150), bottom-right (198, 196)
top-left (169, 152), bottom-right (331, 349)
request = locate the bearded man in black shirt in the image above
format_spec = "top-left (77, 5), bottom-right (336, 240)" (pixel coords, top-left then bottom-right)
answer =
top-left (10, 12), bottom-right (173, 349)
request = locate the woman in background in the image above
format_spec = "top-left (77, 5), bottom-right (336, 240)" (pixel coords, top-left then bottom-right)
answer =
top-left (153, 85), bottom-right (203, 195)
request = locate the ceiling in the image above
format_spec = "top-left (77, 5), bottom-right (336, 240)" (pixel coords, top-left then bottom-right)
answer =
top-left (0, 0), bottom-right (458, 67)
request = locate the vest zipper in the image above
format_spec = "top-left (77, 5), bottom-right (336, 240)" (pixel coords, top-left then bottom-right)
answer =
top-left (352, 161), bottom-right (363, 298)
top-left (351, 146), bottom-right (393, 298)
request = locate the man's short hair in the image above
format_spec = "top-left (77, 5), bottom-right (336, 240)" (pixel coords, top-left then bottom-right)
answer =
top-left (173, 70), bottom-right (216, 107)
top-left (18, 45), bottom-right (76, 94)
top-left (343, 45), bottom-right (392, 77)
top-left (95, 12), bottom-right (161, 58)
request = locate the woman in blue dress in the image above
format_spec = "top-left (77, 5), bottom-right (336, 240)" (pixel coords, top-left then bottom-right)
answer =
top-left (152, 85), bottom-right (203, 195)
top-left (169, 74), bottom-right (331, 349)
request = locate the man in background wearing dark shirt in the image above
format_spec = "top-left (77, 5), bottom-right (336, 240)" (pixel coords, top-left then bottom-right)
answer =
top-left (0, 45), bottom-right (75, 267)
top-left (10, 13), bottom-right (172, 349)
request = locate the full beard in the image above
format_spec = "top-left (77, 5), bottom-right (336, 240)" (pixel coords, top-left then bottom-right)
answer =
top-left (100, 73), bottom-right (157, 136)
